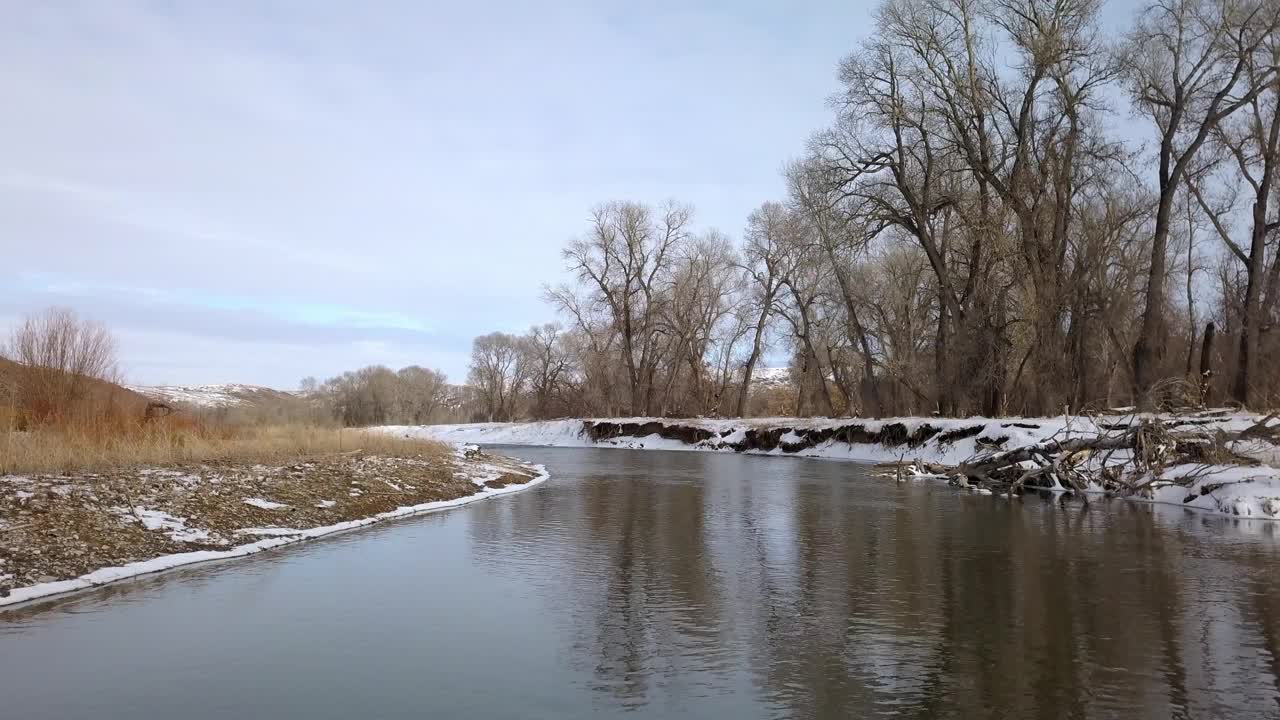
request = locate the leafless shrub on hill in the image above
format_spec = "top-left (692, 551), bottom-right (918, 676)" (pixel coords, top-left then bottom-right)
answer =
top-left (3, 307), bottom-right (121, 423)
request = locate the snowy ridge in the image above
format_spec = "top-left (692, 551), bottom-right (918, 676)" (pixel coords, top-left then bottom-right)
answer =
top-left (749, 367), bottom-right (792, 389)
top-left (0, 451), bottom-right (549, 610)
top-left (124, 383), bottom-right (299, 408)
top-left (384, 414), bottom-right (1280, 521)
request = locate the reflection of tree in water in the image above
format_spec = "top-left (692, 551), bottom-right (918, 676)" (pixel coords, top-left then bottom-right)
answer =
top-left (466, 450), bottom-right (1280, 717)
top-left (729, 472), bottom-right (1280, 719)
top-left (1248, 572), bottom-right (1280, 703)
top-left (583, 455), bottom-right (726, 704)
top-left (467, 450), bottom-right (727, 706)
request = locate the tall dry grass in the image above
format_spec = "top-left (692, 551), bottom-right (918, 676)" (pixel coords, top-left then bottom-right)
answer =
top-left (1, 419), bottom-right (446, 476)
top-left (1, 306), bottom-right (448, 475)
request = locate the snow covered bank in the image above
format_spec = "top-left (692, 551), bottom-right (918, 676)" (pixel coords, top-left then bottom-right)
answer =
top-left (383, 413), bottom-right (1280, 521)
top-left (0, 445), bottom-right (548, 610)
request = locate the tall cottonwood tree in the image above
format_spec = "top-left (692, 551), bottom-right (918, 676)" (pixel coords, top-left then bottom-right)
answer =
top-left (559, 201), bottom-right (691, 415)
top-left (788, 160), bottom-right (884, 416)
top-left (1185, 20), bottom-right (1280, 406)
top-left (521, 323), bottom-right (572, 419)
top-left (467, 332), bottom-right (527, 422)
top-left (736, 202), bottom-right (796, 416)
top-left (659, 231), bottom-right (740, 415)
top-left (1123, 0), bottom-right (1280, 404)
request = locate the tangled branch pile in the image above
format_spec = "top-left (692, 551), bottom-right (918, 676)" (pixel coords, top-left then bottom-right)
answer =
top-left (955, 414), bottom-right (1279, 498)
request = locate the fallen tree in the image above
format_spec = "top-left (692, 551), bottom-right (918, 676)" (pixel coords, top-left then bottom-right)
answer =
top-left (954, 414), bottom-right (1278, 497)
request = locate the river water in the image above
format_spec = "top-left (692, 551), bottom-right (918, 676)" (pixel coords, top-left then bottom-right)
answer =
top-left (2, 447), bottom-right (1279, 719)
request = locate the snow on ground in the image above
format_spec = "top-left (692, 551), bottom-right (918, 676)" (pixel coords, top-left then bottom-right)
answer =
top-left (235, 527), bottom-right (305, 537)
top-left (1149, 464), bottom-right (1280, 519)
top-left (385, 415), bottom-right (1068, 465)
top-left (384, 413), bottom-right (1280, 521)
top-left (116, 507), bottom-right (214, 544)
top-left (242, 497), bottom-right (289, 510)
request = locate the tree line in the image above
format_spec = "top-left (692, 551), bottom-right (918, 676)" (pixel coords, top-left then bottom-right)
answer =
top-left (465, 0), bottom-right (1280, 420)
top-left (301, 366), bottom-right (458, 426)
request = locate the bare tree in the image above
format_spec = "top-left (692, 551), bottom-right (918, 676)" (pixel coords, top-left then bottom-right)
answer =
top-left (736, 202), bottom-right (794, 415)
top-left (521, 323), bottom-right (572, 419)
top-left (1123, 0), bottom-right (1280, 404)
top-left (773, 226), bottom-right (838, 416)
top-left (788, 159), bottom-right (884, 416)
top-left (396, 366), bottom-right (449, 424)
top-left (657, 230), bottom-right (740, 415)
top-left (467, 332), bottom-right (528, 422)
top-left (1184, 19), bottom-right (1280, 406)
top-left (561, 201), bottom-right (691, 415)
top-left (4, 306), bottom-right (119, 422)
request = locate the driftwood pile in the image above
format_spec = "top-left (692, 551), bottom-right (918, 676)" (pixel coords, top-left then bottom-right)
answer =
top-left (953, 414), bottom-right (1278, 496)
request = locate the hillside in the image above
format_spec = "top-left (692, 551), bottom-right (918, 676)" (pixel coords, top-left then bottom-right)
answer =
top-left (1, 358), bottom-right (152, 419)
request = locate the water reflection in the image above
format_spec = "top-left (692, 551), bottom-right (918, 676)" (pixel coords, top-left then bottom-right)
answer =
top-left (2, 448), bottom-right (1278, 719)
top-left (472, 448), bottom-right (1280, 719)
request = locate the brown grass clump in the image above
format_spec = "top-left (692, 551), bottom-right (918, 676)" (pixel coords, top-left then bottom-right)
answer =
top-left (1, 421), bottom-right (447, 475)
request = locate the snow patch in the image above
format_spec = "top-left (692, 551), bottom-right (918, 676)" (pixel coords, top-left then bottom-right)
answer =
top-left (116, 507), bottom-right (213, 543)
top-left (235, 527), bottom-right (303, 537)
top-left (242, 498), bottom-right (289, 510)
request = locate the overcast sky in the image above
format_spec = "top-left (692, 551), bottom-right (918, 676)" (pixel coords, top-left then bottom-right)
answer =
top-left (0, 1), bottom-right (887, 387)
top-left (1, 1), bottom-right (1146, 389)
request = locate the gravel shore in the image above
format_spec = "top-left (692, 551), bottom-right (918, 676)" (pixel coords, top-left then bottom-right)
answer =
top-left (0, 444), bottom-right (539, 598)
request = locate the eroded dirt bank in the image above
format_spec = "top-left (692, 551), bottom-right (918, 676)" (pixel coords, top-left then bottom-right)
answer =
top-left (397, 413), bottom-right (1280, 520)
top-left (583, 418), bottom-right (1007, 453)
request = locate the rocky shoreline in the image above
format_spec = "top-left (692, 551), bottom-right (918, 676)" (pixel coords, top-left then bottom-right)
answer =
top-left (0, 444), bottom-right (544, 606)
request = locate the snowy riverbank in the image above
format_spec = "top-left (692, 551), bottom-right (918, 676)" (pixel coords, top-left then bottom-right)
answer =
top-left (0, 444), bottom-right (547, 609)
top-left (383, 413), bottom-right (1280, 521)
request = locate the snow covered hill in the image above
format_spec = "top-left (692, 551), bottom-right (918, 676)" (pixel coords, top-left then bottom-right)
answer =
top-left (125, 383), bottom-right (300, 408)
top-left (749, 367), bottom-right (792, 389)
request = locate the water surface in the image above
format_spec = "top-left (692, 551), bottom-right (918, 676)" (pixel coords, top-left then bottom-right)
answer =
top-left (3, 447), bottom-right (1279, 719)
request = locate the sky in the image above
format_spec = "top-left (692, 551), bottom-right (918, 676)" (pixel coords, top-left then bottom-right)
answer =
top-left (0, 0), bottom-right (884, 388)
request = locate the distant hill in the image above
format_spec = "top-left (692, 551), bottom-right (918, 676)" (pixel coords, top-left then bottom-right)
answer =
top-left (750, 367), bottom-right (792, 390)
top-left (124, 383), bottom-right (300, 409)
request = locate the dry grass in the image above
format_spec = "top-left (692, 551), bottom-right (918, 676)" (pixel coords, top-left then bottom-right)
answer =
top-left (0, 421), bottom-right (447, 475)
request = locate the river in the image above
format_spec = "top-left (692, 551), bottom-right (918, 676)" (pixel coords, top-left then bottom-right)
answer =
top-left (2, 447), bottom-right (1279, 719)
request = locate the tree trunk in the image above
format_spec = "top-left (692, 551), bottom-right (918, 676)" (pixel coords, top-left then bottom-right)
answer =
top-left (1134, 191), bottom-right (1176, 406)
top-left (935, 296), bottom-right (952, 415)
top-left (736, 304), bottom-right (771, 417)
top-left (1232, 185), bottom-right (1275, 408)
top-left (1200, 321), bottom-right (1216, 406)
